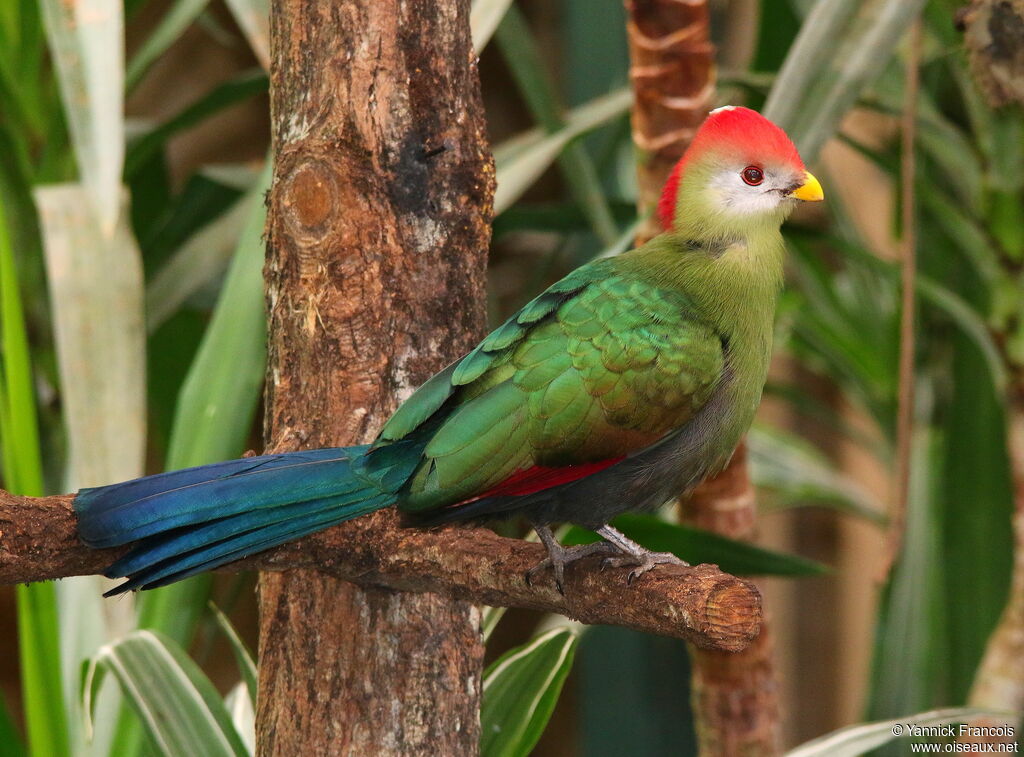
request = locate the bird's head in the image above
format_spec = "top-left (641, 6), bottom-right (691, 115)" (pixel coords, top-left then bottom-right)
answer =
top-left (657, 106), bottom-right (823, 237)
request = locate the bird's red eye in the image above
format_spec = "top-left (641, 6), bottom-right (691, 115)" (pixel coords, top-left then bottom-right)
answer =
top-left (741, 166), bottom-right (764, 186)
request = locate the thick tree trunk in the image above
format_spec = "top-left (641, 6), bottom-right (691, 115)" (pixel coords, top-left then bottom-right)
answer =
top-left (256, 1), bottom-right (492, 754)
top-left (626, 2), bottom-right (782, 753)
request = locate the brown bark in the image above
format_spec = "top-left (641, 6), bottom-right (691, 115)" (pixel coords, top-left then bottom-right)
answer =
top-left (683, 447), bottom-right (782, 756)
top-left (627, 0), bottom-right (715, 244)
top-left (257, 0), bottom-right (490, 753)
top-left (0, 492), bottom-right (762, 650)
top-left (626, 3), bottom-right (782, 752)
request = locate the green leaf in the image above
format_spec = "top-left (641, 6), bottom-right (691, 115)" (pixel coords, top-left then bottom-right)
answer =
top-left (763, 0), bottom-right (858, 132)
top-left (867, 423), bottom-right (946, 721)
top-left (748, 424), bottom-right (886, 523)
top-left (39, 0), bottom-right (124, 231)
top-left (223, 683), bottom-right (255, 756)
top-left (0, 695), bottom-right (26, 757)
top-left (481, 627), bottom-right (579, 757)
top-left (494, 88), bottom-right (632, 214)
top-left (146, 194), bottom-right (249, 332)
top-left (83, 631), bottom-right (249, 757)
top-left (126, 0), bottom-right (210, 91)
top-left (1, 186), bottom-right (69, 757)
top-left (164, 159), bottom-right (270, 469)
top-left (495, 5), bottom-right (619, 245)
top-left (470, 0), bottom-right (515, 53)
top-left (125, 70), bottom-right (268, 180)
top-left (15, 584), bottom-right (68, 757)
top-left (210, 604), bottom-right (257, 706)
top-left (224, 0), bottom-right (269, 70)
top-left (765, 0), bottom-right (927, 160)
top-left (785, 708), bottom-right (1013, 757)
top-left (564, 514), bottom-right (828, 577)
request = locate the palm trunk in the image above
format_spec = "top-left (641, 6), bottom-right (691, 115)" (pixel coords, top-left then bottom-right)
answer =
top-left (626, 2), bottom-right (782, 753)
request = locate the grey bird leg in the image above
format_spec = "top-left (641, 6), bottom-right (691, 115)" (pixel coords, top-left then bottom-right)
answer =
top-left (596, 524), bottom-right (689, 584)
top-left (525, 525), bottom-right (619, 594)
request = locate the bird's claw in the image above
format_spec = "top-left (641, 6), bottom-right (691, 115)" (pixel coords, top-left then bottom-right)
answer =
top-left (524, 536), bottom-right (617, 595)
top-left (525, 557), bottom-right (565, 595)
top-left (600, 550), bottom-right (688, 584)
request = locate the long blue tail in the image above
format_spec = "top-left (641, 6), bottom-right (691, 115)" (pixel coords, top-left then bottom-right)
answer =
top-left (75, 446), bottom-right (409, 594)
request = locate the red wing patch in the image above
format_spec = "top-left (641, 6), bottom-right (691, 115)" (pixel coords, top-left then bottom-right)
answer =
top-left (456, 458), bottom-right (624, 505)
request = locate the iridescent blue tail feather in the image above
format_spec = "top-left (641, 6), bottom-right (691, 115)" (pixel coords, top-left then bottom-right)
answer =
top-left (74, 446), bottom-right (401, 594)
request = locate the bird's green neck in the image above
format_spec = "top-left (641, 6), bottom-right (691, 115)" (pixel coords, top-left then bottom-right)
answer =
top-left (616, 226), bottom-right (785, 352)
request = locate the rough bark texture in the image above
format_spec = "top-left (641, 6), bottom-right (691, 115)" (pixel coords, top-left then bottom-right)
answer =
top-left (626, 0), bottom-right (715, 244)
top-left (626, 2), bottom-right (782, 752)
top-left (682, 447), bottom-right (782, 756)
top-left (257, 0), bottom-right (491, 754)
top-left (0, 492), bottom-right (762, 650)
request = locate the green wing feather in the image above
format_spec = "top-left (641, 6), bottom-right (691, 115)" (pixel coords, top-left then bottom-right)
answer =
top-left (376, 259), bottom-right (726, 513)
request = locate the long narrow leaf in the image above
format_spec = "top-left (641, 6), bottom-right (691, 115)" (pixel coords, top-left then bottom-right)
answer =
top-left (0, 696), bottom-right (25, 757)
top-left (495, 5), bottom-right (618, 244)
top-left (165, 160), bottom-right (270, 468)
top-left (786, 708), bottom-right (1013, 757)
top-left (83, 631), bottom-right (249, 757)
top-left (494, 88), bottom-right (632, 214)
top-left (210, 604), bottom-right (258, 706)
top-left (481, 627), bottom-right (579, 757)
top-left (39, 0), bottom-right (124, 232)
top-left (126, 70), bottom-right (268, 180)
top-left (146, 194), bottom-right (249, 332)
top-left (564, 514), bottom-right (828, 576)
top-left (127, 162), bottom-right (273, 693)
top-left (762, 0), bottom-right (857, 129)
top-left (0, 190), bottom-right (70, 757)
top-left (126, 0), bottom-right (210, 91)
top-left (36, 185), bottom-right (145, 486)
top-left (748, 424), bottom-right (886, 523)
top-left (224, 0), bottom-right (269, 70)
top-left (765, 0), bottom-right (927, 160)
top-left (470, 0), bottom-right (515, 53)
top-left (36, 183), bottom-right (146, 756)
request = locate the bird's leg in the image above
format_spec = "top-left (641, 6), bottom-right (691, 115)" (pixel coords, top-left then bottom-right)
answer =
top-left (596, 524), bottom-right (689, 584)
top-left (525, 525), bottom-right (619, 594)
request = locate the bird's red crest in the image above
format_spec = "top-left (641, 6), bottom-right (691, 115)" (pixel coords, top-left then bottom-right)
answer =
top-left (657, 106), bottom-right (804, 230)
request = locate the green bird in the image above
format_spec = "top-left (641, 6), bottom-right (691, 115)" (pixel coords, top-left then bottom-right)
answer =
top-left (76, 106), bottom-right (823, 594)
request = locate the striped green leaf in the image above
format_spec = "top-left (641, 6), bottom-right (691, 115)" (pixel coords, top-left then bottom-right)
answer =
top-left (481, 627), bottom-right (579, 757)
top-left (83, 631), bottom-right (250, 757)
top-left (786, 708), bottom-right (1013, 757)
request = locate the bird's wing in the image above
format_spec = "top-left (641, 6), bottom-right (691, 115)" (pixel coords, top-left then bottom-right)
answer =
top-left (374, 260), bottom-right (726, 512)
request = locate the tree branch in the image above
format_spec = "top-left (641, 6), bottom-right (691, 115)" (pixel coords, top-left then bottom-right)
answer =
top-left (0, 491), bottom-right (761, 651)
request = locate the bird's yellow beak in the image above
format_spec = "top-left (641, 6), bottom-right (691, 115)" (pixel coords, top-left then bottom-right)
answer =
top-left (790, 171), bottom-right (824, 202)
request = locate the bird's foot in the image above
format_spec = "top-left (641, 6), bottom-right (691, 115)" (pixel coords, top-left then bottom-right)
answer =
top-left (596, 524), bottom-right (689, 585)
top-left (601, 550), bottom-right (688, 585)
top-left (525, 526), bottom-right (618, 594)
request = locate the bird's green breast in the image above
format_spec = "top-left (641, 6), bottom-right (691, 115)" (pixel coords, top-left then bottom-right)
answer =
top-left (612, 229), bottom-right (785, 466)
